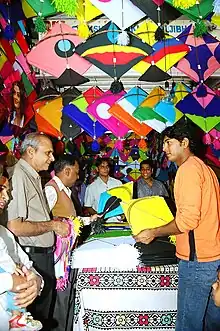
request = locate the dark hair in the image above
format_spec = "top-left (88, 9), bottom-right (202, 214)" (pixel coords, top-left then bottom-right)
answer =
top-left (11, 81), bottom-right (26, 117)
top-left (54, 154), bottom-right (79, 174)
top-left (140, 159), bottom-right (154, 170)
top-left (96, 157), bottom-right (111, 168)
top-left (161, 119), bottom-right (201, 155)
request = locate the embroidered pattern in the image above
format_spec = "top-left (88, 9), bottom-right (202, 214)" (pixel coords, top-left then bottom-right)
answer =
top-left (77, 265), bottom-right (178, 290)
top-left (73, 265), bottom-right (178, 326)
top-left (84, 310), bottom-right (176, 329)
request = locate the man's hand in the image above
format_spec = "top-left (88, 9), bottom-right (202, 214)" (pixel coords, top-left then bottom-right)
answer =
top-left (134, 228), bottom-right (156, 245)
top-left (90, 214), bottom-right (99, 223)
top-left (11, 274), bottom-right (28, 293)
top-left (14, 264), bottom-right (25, 277)
top-left (53, 220), bottom-right (69, 237)
top-left (14, 267), bottom-right (41, 308)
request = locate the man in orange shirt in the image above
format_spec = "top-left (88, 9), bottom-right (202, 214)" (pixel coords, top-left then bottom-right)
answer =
top-left (135, 121), bottom-right (220, 331)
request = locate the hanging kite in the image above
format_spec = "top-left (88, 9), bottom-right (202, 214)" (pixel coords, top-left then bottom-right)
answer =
top-left (175, 84), bottom-right (220, 132)
top-left (133, 86), bottom-right (172, 132)
top-left (62, 103), bottom-right (107, 138)
top-left (60, 113), bottom-right (82, 140)
top-left (87, 90), bottom-right (130, 137)
top-left (53, 68), bottom-right (90, 87)
top-left (75, 21), bottom-right (153, 79)
top-left (36, 96), bottom-right (64, 135)
top-left (88, 0), bottom-right (145, 30)
top-left (153, 82), bottom-right (191, 124)
top-left (108, 86), bottom-right (152, 136)
top-left (175, 24), bottom-right (220, 83)
top-left (75, 0), bottom-right (103, 39)
top-left (26, 22), bottom-right (92, 78)
top-left (62, 87), bottom-right (107, 138)
top-left (130, 0), bottom-right (180, 24)
top-left (165, 0), bottom-right (213, 21)
top-left (24, 0), bottom-right (57, 32)
top-left (134, 32), bottom-right (190, 75)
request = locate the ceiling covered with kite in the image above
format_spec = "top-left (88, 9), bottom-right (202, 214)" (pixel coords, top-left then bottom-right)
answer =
top-left (0, 0), bottom-right (219, 170)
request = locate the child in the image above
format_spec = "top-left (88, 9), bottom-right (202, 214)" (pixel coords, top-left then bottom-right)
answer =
top-left (0, 174), bottom-right (42, 330)
top-left (212, 271), bottom-right (220, 307)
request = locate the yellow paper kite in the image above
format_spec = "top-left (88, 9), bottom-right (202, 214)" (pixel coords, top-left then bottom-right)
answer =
top-left (121, 196), bottom-right (174, 236)
top-left (134, 19), bottom-right (162, 46)
top-left (107, 182), bottom-right (133, 202)
top-left (76, 0), bottom-right (102, 38)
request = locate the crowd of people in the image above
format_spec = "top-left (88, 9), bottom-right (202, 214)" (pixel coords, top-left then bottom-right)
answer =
top-left (0, 120), bottom-right (219, 331)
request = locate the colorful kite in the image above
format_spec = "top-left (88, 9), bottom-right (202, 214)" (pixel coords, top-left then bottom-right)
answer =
top-left (153, 82), bottom-right (191, 124)
top-left (175, 24), bottom-right (220, 83)
top-left (175, 84), bottom-right (220, 132)
top-left (87, 90), bottom-right (130, 137)
top-left (97, 182), bottom-right (133, 219)
top-left (134, 35), bottom-right (190, 74)
top-left (62, 103), bottom-right (106, 138)
top-left (75, 21), bottom-right (153, 78)
top-left (108, 86), bottom-right (152, 136)
top-left (133, 86), bottom-right (172, 132)
top-left (36, 96), bottom-right (63, 133)
top-left (26, 22), bottom-right (92, 78)
top-left (63, 87), bottom-right (107, 138)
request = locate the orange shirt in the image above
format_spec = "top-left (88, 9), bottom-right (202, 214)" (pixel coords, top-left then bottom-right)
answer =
top-left (174, 156), bottom-right (220, 262)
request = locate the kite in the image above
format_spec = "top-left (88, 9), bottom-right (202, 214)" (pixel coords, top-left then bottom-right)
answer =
top-left (176, 84), bottom-right (220, 132)
top-left (153, 82), bottom-right (191, 124)
top-left (108, 86), bottom-right (152, 136)
top-left (75, 21), bottom-right (153, 79)
top-left (26, 22), bottom-right (92, 78)
top-left (133, 86), bottom-right (172, 132)
top-left (87, 90), bottom-right (130, 137)
top-left (130, 0), bottom-right (180, 24)
top-left (175, 24), bottom-right (220, 83)
top-left (88, 0), bottom-right (145, 30)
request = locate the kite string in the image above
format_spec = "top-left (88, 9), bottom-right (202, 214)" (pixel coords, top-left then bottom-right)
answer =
top-left (193, 33), bottom-right (208, 133)
top-left (59, 21), bottom-right (70, 70)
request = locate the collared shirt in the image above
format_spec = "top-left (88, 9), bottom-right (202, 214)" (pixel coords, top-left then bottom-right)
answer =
top-left (44, 176), bottom-right (72, 211)
top-left (137, 177), bottom-right (169, 198)
top-left (84, 176), bottom-right (122, 211)
top-left (174, 156), bottom-right (220, 262)
top-left (7, 159), bottom-right (54, 248)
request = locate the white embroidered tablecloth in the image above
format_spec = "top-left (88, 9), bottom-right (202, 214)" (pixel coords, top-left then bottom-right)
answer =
top-left (72, 236), bottom-right (178, 331)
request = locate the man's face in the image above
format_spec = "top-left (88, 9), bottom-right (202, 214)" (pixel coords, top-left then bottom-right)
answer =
top-left (98, 161), bottom-right (110, 177)
top-left (65, 161), bottom-right (80, 187)
top-left (31, 137), bottom-right (55, 172)
top-left (13, 85), bottom-right (21, 110)
top-left (163, 136), bottom-right (185, 163)
top-left (140, 164), bottom-right (153, 180)
top-left (0, 177), bottom-right (9, 210)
